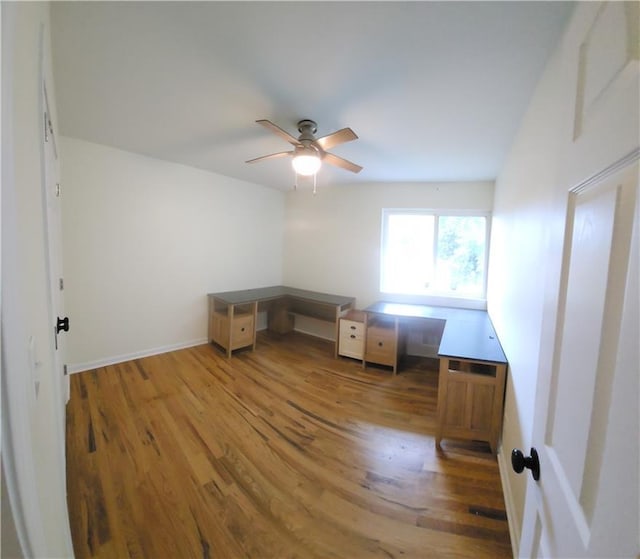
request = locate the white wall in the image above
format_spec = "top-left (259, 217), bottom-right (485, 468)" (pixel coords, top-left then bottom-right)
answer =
top-left (1, 2), bottom-right (74, 556)
top-left (283, 181), bottom-right (494, 311)
top-left (487, 37), bottom-right (569, 549)
top-left (488, 2), bottom-right (639, 552)
top-left (60, 137), bottom-right (285, 370)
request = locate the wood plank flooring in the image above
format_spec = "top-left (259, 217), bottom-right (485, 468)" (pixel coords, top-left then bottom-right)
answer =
top-left (66, 331), bottom-right (511, 559)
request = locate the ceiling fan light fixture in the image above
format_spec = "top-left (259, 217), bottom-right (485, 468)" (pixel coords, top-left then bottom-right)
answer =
top-left (247, 119), bottom-right (361, 179)
top-left (292, 153), bottom-right (321, 176)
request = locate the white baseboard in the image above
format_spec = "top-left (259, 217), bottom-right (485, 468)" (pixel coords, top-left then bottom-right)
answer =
top-left (67, 338), bottom-right (208, 374)
top-left (497, 444), bottom-right (520, 558)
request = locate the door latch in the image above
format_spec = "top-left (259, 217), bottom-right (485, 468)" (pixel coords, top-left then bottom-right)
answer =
top-left (56, 316), bottom-right (70, 334)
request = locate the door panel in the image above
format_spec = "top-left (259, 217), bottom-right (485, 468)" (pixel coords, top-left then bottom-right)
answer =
top-left (522, 160), bottom-right (638, 557)
top-left (547, 181), bottom-right (620, 505)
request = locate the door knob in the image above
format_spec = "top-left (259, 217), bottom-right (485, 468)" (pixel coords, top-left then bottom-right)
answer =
top-left (56, 316), bottom-right (70, 334)
top-left (511, 447), bottom-right (540, 481)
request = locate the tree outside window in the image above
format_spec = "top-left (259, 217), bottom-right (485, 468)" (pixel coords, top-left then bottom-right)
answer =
top-left (381, 210), bottom-right (489, 299)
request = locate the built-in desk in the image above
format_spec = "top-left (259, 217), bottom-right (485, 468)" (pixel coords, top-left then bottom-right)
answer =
top-left (208, 286), bottom-right (355, 358)
top-left (364, 302), bottom-right (507, 454)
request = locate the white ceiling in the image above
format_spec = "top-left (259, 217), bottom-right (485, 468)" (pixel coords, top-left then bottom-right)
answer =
top-left (50, 1), bottom-right (574, 191)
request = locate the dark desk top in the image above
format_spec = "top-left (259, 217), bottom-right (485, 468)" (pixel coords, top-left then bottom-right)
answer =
top-left (208, 285), bottom-right (355, 308)
top-left (365, 301), bottom-right (507, 364)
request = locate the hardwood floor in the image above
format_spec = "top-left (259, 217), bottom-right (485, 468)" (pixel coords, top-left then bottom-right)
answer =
top-left (66, 331), bottom-right (511, 558)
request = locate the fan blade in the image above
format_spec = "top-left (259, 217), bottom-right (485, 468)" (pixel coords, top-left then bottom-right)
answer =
top-left (316, 127), bottom-right (358, 151)
top-left (256, 119), bottom-right (299, 146)
top-left (245, 151), bottom-right (293, 164)
top-left (323, 152), bottom-right (363, 173)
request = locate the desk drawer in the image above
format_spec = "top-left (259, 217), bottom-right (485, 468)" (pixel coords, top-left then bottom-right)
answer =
top-left (231, 314), bottom-right (254, 349)
top-left (366, 325), bottom-right (396, 345)
top-left (339, 318), bottom-right (365, 359)
top-left (340, 337), bottom-right (364, 359)
top-left (340, 319), bottom-right (365, 337)
top-left (212, 312), bottom-right (254, 351)
top-left (365, 326), bottom-right (397, 366)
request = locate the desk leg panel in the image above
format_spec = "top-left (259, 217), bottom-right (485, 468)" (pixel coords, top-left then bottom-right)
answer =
top-left (489, 364), bottom-right (507, 454)
top-left (436, 358), bottom-right (449, 448)
top-left (252, 301), bottom-right (258, 351)
top-left (226, 305), bottom-right (234, 358)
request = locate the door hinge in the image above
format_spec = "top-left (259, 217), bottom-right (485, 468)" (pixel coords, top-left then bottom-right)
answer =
top-left (59, 277), bottom-right (64, 291)
top-left (56, 182), bottom-right (61, 197)
top-left (63, 364), bottom-right (69, 376)
top-left (44, 112), bottom-right (53, 142)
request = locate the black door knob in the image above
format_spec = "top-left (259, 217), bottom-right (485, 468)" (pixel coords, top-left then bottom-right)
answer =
top-left (511, 447), bottom-right (540, 481)
top-left (56, 316), bottom-right (70, 334)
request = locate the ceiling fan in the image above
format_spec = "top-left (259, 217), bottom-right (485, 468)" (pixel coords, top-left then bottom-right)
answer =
top-left (246, 119), bottom-right (363, 177)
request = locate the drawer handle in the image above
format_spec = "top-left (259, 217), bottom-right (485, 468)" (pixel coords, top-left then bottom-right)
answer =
top-left (350, 325), bottom-right (357, 330)
top-left (241, 327), bottom-right (245, 332)
top-left (350, 334), bottom-right (356, 339)
top-left (378, 341), bottom-right (383, 347)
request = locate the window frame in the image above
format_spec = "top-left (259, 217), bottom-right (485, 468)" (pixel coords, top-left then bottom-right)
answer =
top-left (380, 208), bottom-right (491, 304)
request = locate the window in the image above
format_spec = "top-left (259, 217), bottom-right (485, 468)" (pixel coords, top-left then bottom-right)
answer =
top-left (380, 210), bottom-right (490, 300)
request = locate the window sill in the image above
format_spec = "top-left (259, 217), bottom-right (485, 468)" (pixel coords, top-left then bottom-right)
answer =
top-left (378, 291), bottom-right (487, 310)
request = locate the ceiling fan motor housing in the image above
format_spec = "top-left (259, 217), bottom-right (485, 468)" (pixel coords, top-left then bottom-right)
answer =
top-left (297, 119), bottom-right (318, 139)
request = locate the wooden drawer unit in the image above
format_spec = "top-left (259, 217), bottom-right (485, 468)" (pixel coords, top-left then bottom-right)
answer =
top-left (223, 313), bottom-right (254, 347)
top-left (436, 358), bottom-right (507, 455)
top-left (339, 311), bottom-right (366, 360)
top-left (209, 298), bottom-right (257, 357)
top-left (364, 317), bottom-right (403, 374)
top-left (212, 311), bottom-right (254, 352)
top-left (365, 325), bottom-right (396, 364)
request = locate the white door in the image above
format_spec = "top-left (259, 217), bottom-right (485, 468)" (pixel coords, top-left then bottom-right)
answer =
top-left (517, 2), bottom-right (639, 556)
top-left (519, 159), bottom-right (638, 558)
top-left (42, 84), bottom-right (70, 433)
